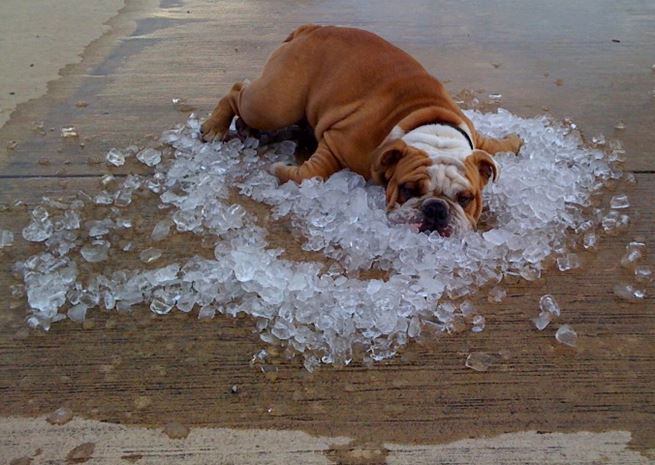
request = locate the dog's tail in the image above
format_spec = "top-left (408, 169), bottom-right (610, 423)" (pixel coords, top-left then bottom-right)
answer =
top-left (284, 24), bottom-right (322, 43)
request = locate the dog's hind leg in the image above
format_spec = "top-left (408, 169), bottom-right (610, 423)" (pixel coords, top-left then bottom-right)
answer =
top-left (475, 133), bottom-right (523, 155)
top-left (270, 139), bottom-right (342, 183)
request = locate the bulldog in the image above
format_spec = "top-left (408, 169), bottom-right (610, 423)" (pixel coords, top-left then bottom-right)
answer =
top-left (201, 24), bottom-right (522, 236)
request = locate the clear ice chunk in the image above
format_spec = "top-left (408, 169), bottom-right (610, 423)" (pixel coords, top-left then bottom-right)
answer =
top-left (556, 253), bottom-right (581, 272)
top-left (140, 247), bottom-right (162, 263)
top-left (613, 283), bottom-right (646, 302)
top-left (555, 324), bottom-right (577, 347)
top-left (610, 194), bottom-right (630, 209)
top-left (465, 352), bottom-right (498, 371)
top-left (539, 294), bottom-right (560, 317)
top-left (0, 229), bottom-right (14, 247)
top-left (106, 148), bottom-right (126, 166)
top-left (487, 286), bottom-right (506, 303)
top-left (80, 240), bottom-right (110, 263)
top-left (136, 148), bottom-right (162, 167)
top-left (634, 265), bottom-right (653, 282)
top-left (532, 311), bottom-right (553, 330)
top-left (151, 219), bottom-right (173, 241)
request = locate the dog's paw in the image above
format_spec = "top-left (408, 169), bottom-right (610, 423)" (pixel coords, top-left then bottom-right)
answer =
top-left (505, 133), bottom-right (523, 154)
top-left (269, 161), bottom-right (296, 182)
top-left (200, 118), bottom-right (227, 142)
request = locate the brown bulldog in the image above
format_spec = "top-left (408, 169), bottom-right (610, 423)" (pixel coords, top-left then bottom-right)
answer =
top-left (201, 24), bottom-right (522, 236)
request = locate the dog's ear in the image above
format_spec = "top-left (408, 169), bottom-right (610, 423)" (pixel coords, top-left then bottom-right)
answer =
top-left (371, 139), bottom-right (408, 185)
top-left (465, 150), bottom-right (499, 187)
top-left (372, 140), bottom-right (432, 209)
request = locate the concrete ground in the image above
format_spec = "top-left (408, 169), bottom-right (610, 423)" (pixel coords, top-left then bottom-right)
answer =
top-left (0, 0), bottom-right (653, 463)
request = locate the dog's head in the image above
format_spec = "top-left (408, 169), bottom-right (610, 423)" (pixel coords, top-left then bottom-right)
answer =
top-left (373, 139), bottom-right (498, 236)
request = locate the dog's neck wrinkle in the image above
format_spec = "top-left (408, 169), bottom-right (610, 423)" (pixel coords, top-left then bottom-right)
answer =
top-left (401, 124), bottom-right (472, 164)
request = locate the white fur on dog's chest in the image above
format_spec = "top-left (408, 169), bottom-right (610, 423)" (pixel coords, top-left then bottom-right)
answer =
top-left (400, 123), bottom-right (474, 197)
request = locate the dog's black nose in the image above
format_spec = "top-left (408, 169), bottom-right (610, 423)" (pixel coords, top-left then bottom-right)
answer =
top-left (421, 199), bottom-right (449, 228)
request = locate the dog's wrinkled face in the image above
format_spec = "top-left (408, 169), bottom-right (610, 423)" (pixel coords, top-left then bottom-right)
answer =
top-left (373, 140), bottom-right (498, 236)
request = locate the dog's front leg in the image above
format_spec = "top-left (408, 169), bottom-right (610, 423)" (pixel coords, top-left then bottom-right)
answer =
top-left (201, 81), bottom-right (245, 142)
top-left (270, 140), bottom-right (342, 183)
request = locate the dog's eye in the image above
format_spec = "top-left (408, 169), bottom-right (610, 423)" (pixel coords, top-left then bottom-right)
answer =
top-left (457, 192), bottom-right (474, 208)
top-left (399, 183), bottom-right (419, 201)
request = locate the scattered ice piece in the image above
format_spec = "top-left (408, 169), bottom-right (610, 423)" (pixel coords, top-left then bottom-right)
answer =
top-left (67, 303), bottom-right (88, 322)
top-left (591, 134), bottom-right (606, 146)
top-left (465, 352), bottom-right (498, 371)
top-left (105, 148), bottom-right (125, 166)
top-left (613, 283), bottom-right (645, 302)
top-left (488, 93), bottom-right (502, 102)
top-left (582, 232), bottom-right (597, 249)
top-left (471, 315), bottom-right (485, 333)
top-left (150, 293), bottom-right (175, 315)
top-left (634, 265), bottom-right (652, 282)
top-left (532, 311), bottom-right (554, 330)
top-left (94, 191), bottom-right (113, 205)
top-left (46, 406), bottom-right (73, 425)
top-left (610, 194), bottom-right (630, 209)
top-left (626, 241), bottom-right (646, 253)
top-left (60, 127), bottom-right (78, 138)
top-left (116, 217), bottom-right (132, 229)
top-left (151, 219), bottom-right (173, 241)
top-left (140, 247), bottom-right (162, 263)
top-left (0, 229), bottom-right (14, 247)
top-left (80, 240), bottom-right (110, 263)
top-left (614, 121), bottom-right (625, 130)
top-left (539, 294), bottom-right (560, 316)
top-left (555, 324), bottom-right (577, 347)
top-left (198, 305), bottom-right (216, 320)
top-left (487, 286), bottom-right (506, 303)
top-left (136, 148), bottom-right (162, 167)
top-left (22, 220), bottom-right (53, 242)
top-left (459, 301), bottom-right (476, 316)
top-left (556, 253), bottom-right (581, 271)
top-left (620, 249), bottom-right (642, 268)
top-left (10, 284), bottom-right (25, 298)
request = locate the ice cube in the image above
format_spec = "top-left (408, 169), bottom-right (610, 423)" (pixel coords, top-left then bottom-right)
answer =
top-left (487, 286), bottom-right (506, 303)
top-left (610, 194), bottom-right (630, 209)
top-left (532, 311), bottom-right (553, 330)
top-left (620, 249), bottom-right (642, 268)
top-left (557, 253), bottom-right (581, 272)
top-left (471, 315), bottom-right (485, 333)
top-left (136, 148), bottom-right (162, 167)
top-left (106, 148), bottom-right (126, 166)
top-left (151, 219), bottom-right (173, 241)
top-left (67, 303), bottom-right (88, 322)
top-left (582, 232), bottom-right (597, 249)
top-left (613, 283), bottom-right (645, 302)
top-left (22, 220), bottom-right (53, 242)
top-left (634, 265), bottom-right (652, 282)
top-left (465, 352), bottom-right (498, 371)
top-left (60, 127), bottom-right (78, 138)
top-left (198, 305), bottom-right (216, 320)
top-left (0, 229), bottom-right (14, 247)
top-left (140, 247), bottom-right (162, 263)
top-left (80, 240), bottom-right (110, 263)
top-left (539, 294), bottom-right (560, 316)
top-left (555, 324), bottom-right (577, 347)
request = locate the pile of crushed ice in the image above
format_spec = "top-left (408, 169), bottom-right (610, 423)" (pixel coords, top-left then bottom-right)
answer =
top-left (7, 109), bottom-right (648, 370)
